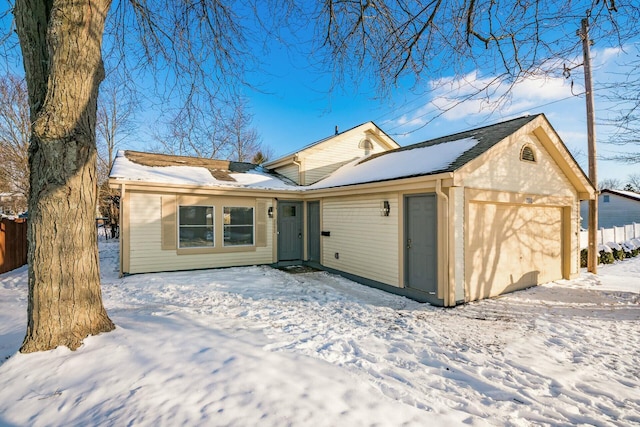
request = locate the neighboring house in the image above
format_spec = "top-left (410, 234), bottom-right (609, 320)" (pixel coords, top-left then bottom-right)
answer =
top-left (580, 189), bottom-right (640, 229)
top-left (0, 192), bottom-right (27, 216)
top-left (109, 114), bottom-right (595, 307)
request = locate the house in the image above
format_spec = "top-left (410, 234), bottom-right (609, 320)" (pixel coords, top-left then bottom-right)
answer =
top-left (109, 114), bottom-right (595, 306)
top-left (580, 189), bottom-right (640, 229)
top-left (0, 192), bottom-right (27, 216)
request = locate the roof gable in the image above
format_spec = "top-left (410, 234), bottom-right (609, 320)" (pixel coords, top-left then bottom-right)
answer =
top-left (263, 121), bottom-right (399, 169)
top-left (307, 115), bottom-right (539, 189)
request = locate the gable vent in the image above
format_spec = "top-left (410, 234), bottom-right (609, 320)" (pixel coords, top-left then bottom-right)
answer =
top-left (359, 139), bottom-right (374, 155)
top-left (520, 145), bottom-right (536, 162)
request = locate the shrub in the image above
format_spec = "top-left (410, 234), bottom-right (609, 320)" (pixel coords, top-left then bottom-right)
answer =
top-left (599, 249), bottom-right (615, 264)
top-left (580, 249), bottom-right (588, 268)
top-left (623, 240), bottom-right (640, 258)
top-left (606, 242), bottom-right (624, 259)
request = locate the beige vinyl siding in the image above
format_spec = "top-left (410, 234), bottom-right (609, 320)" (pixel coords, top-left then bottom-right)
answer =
top-left (128, 192), bottom-right (273, 274)
top-left (321, 194), bottom-right (399, 287)
top-left (463, 133), bottom-right (576, 198)
top-left (450, 186), bottom-right (465, 302)
top-left (275, 163), bottom-right (299, 184)
top-left (302, 135), bottom-right (388, 185)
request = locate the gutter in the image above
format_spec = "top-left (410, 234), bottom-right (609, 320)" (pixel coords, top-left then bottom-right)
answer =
top-left (292, 155), bottom-right (303, 185)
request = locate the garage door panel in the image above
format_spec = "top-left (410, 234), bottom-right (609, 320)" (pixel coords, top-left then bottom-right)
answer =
top-left (467, 203), bottom-right (562, 301)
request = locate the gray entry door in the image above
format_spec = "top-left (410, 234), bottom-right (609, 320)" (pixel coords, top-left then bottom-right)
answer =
top-left (307, 201), bottom-right (320, 263)
top-left (278, 201), bottom-right (303, 261)
top-left (405, 194), bottom-right (438, 294)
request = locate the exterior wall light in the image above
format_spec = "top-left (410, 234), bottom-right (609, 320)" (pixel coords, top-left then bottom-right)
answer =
top-left (268, 206), bottom-right (274, 218)
top-left (381, 200), bottom-right (390, 216)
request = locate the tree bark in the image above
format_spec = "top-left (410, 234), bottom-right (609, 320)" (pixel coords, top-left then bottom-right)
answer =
top-left (15, 0), bottom-right (115, 352)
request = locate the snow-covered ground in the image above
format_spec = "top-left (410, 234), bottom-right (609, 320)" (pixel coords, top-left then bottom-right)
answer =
top-left (1, 240), bottom-right (638, 426)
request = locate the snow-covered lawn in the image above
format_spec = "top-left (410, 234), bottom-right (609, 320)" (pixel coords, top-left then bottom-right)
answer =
top-left (1, 241), bottom-right (638, 426)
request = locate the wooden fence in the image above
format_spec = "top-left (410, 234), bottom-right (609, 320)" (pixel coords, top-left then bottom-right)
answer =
top-left (0, 218), bottom-right (28, 274)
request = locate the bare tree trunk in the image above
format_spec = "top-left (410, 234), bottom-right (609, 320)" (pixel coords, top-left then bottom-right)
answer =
top-left (15, 0), bottom-right (115, 352)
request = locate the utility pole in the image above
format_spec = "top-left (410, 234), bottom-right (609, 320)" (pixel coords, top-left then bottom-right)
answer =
top-left (579, 17), bottom-right (598, 273)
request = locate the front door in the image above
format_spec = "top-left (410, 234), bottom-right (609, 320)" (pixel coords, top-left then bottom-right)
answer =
top-left (278, 201), bottom-right (303, 262)
top-left (405, 194), bottom-right (438, 295)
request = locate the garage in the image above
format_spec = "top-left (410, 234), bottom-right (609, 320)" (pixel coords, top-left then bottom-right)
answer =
top-left (466, 202), bottom-right (563, 301)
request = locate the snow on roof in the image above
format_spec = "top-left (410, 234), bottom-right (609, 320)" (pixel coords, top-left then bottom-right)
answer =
top-left (307, 136), bottom-right (479, 189)
top-left (111, 135), bottom-right (479, 192)
top-left (109, 151), bottom-right (296, 190)
top-left (602, 189), bottom-right (640, 201)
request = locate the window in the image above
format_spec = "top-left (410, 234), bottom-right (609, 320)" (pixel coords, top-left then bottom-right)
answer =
top-left (178, 206), bottom-right (214, 248)
top-left (520, 145), bottom-right (536, 162)
top-left (224, 207), bottom-right (254, 246)
top-left (282, 205), bottom-right (296, 217)
top-left (603, 195), bottom-right (610, 203)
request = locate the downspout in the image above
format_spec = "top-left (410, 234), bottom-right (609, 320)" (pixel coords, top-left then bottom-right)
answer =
top-left (292, 155), bottom-right (303, 185)
top-left (435, 179), bottom-right (453, 307)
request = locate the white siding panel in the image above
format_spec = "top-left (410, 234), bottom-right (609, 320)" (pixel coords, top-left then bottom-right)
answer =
top-left (321, 194), bottom-right (399, 286)
top-left (275, 164), bottom-right (299, 184)
top-left (128, 192), bottom-right (274, 274)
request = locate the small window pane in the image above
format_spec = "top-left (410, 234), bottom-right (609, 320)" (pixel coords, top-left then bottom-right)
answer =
top-left (224, 207), bottom-right (254, 246)
top-left (179, 206), bottom-right (214, 248)
top-left (179, 206), bottom-right (213, 226)
top-left (224, 207), bottom-right (253, 225)
top-left (283, 205), bottom-right (296, 217)
top-left (603, 195), bottom-right (610, 203)
top-left (179, 226), bottom-right (214, 247)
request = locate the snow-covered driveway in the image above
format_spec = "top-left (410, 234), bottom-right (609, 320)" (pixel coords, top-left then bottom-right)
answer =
top-left (1, 240), bottom-right (638, 426)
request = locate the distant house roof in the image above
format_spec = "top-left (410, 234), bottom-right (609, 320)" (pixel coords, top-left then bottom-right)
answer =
top-left (600, 188), bottom-right (640, 202)
top-left (308, 115), bottom-right (540, 189)
top-left (109, 150), bottom-right (296, 190)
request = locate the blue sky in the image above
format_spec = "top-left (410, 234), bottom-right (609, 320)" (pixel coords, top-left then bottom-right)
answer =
top-left (177, 42), bottom-right (639, 185)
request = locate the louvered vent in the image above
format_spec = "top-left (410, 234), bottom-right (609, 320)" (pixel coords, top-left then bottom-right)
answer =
top-left (521, 145), bottom-right (536, 162)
